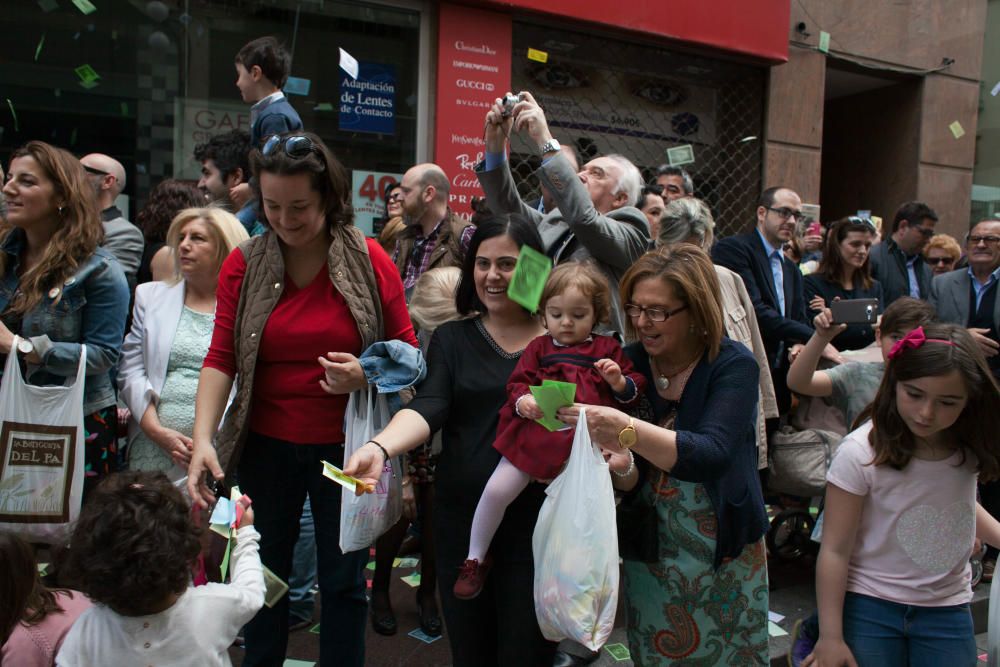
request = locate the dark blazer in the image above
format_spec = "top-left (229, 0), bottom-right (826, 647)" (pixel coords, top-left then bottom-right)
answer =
top-left (625, 338), bottom-right (768, 569)
top-left (251, 97), bottom-right (303, 147)
top-left (869, 237), bottom-right (933, 307)
top-left (712, 230), bottom-right (813, 367)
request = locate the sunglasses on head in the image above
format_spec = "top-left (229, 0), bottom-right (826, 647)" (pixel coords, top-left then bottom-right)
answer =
top-left (261, 134), bottom-right (317, 159)
top-left (846, 216), bottom-right (877, 232)
top-left (82, 165), bottom-right (111, 177)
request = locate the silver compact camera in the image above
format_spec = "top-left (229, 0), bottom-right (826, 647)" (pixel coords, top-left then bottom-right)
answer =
top-left (500, 92), bottom-right (525, 118)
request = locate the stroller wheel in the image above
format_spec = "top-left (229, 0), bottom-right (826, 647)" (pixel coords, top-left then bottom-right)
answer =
top-left (766, 508), bottom-right (816, 562)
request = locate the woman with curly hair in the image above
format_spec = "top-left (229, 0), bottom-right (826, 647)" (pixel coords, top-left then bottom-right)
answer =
top-left (57, 470), bottom-right (263, 666)
top-left (0, 141), bottom-right (130, 497)
top-left (134, 179), bottom-right (204, 284)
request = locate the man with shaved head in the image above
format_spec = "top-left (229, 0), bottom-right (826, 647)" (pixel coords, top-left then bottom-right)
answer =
top-left (80, 153), bottom-right (144, 289)
top-left (393, 162), bottom-right (474, 293)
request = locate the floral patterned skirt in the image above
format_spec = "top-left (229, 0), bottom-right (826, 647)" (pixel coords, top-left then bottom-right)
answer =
top-left (623, 472), bottom-right (769, 666)
top-left (83, 404), bottom-right (119, 500)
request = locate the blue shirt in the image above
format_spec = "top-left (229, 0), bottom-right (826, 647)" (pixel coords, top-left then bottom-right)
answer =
top-left (756, 228), bottom-right (786, 317)
top-left (906, 255), bottom-right (922, 298)
top-left (970, 265), bottom-right (1000, 311)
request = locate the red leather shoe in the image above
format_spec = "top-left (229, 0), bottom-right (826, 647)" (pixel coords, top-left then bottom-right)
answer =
top-left (453, 555), bottom-right (492, 600)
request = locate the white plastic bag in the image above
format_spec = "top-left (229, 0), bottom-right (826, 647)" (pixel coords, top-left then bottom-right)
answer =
top-left (532, 408), bottom-right (619, 651)
top-left (0, 338), bottom-right (87, 543)
top-left (339, 385), bottom-right (402, 553)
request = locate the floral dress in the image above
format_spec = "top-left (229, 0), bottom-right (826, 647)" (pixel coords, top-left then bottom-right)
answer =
top-left (623, 403), bottom-right (769, 666)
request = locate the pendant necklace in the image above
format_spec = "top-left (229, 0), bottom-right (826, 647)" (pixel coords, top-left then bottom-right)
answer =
top-left (652, 355), bottom-right (699, 391)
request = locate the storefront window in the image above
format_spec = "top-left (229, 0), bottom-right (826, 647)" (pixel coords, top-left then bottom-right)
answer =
top-left (972, 0), bottom-right (1000, 223)
top-left (0, 0), bottom-right (422, 229)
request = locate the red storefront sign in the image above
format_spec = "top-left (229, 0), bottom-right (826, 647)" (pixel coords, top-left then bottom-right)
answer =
top-left (433, 4), bottom-right (512, 218)
top-left (476, 0), bottom-right (788, 63)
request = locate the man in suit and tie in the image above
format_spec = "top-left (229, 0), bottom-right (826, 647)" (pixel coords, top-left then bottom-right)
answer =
top-left (930, 219), bottom-right (1000, 378)
top-left (476, 90), bottom-right (649, 335)
top-left (713, 186), bottom-right (840, 413)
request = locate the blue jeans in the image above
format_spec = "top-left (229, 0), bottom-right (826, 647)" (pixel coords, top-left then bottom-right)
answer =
top-left (842, 592), bottom-right (976, 667)
top-left (288, 497), bottom-right (317, 623)
top-left (238, 432), bottom-right (368, 667)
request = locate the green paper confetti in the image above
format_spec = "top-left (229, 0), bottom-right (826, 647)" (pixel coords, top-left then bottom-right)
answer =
top-left (75, 63), bottom-right (100, 83)
top-left (309, 624), bottom-right (320, 634)
top-left (5, 99), bottom-right (18, 132)
top-left (400, 572), bottom-right (421, 588)
top-left (120, 102), bottom-right (128, 116)
top-left (35, 34), bottom-right (45, 62)
top-left (71, 0), bottom-right (96, 14)
top-left (605, 643), bottom-right (631, 661)
top-left (219, 528), bottom-right (233, 580)
top-left (507, 245), bottom-right (552, 312)
top-left (818, 31), bottom-right (831, 53)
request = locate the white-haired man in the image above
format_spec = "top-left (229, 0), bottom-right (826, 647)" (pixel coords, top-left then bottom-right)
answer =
top-left (476, 91), bottom-right (649, 335)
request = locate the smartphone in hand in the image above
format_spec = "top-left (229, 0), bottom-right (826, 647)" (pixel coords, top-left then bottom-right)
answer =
top-left (830, 298), bottom-right (879, 324)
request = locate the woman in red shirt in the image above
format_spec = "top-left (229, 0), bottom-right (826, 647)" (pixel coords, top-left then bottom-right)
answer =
top-left (186, 133), bottom-right (417, 666)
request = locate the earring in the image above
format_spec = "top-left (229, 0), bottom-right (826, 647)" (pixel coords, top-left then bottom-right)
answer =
top-left (57, 206), bottom-right (65, 215)
top-left (689, 323), bottom-right (696, 334)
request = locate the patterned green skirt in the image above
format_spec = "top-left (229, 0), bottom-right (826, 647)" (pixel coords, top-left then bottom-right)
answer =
top-left (623, 472), bottom-right (769, 666)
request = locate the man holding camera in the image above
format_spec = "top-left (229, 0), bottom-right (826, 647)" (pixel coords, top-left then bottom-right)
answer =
top-left (475, 91), bottom-right (650, 335)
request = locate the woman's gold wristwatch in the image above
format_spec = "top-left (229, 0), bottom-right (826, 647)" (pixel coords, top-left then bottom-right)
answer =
top-left (618, 417), bottom-right (638, 449)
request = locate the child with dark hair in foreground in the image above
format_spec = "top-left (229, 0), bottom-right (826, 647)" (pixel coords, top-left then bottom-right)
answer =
top-left (55, 471), bottom-right (264, 667)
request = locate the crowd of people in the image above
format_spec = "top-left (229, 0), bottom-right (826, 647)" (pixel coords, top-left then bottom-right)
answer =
top-left (1, 32), bottom-right (1000, 667)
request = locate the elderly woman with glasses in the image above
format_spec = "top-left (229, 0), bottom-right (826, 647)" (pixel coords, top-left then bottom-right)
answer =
top-left (924, 233), bottom-right (963, 276)
top-left (186, 132), bottom-right (418, 666)
top-left (804, 217), bottom-right (884, 351)
top-left (557, 245), bottom-right (770, 665)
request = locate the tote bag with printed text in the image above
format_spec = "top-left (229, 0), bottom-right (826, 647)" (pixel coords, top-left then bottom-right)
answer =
top-left (0, 337), bottom-right (87, 543)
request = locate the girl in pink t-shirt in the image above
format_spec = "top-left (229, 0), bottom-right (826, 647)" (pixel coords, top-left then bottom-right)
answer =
top-left (804, 324), bottom-right (1000, 667)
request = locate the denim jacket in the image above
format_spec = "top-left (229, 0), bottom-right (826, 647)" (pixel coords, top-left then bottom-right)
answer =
top-left (359, 339), bottom-right (426, 415)
top-left (0, 229), bottom-right (130, 414)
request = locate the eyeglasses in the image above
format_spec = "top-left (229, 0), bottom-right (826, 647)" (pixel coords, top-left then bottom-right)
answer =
top-left (767, 207), bottom-right (804, 221)
top-left (261, 134), bottom-right (317, 159)
top-left (624, 303), bottom-right (689, 322)
top-left (968, 235), bottom-right (1000, 246)
top-left (926, 256), bottom-right (955, 265)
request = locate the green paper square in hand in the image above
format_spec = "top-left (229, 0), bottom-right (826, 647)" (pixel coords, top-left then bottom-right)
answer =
top-left (529, 381), bottom-right (576, 432)
top-left (507, 246), bottom-right (552, 312)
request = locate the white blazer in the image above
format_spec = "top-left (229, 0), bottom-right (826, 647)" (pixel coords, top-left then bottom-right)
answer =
top-left (118, 280), bottom-right (233, 456)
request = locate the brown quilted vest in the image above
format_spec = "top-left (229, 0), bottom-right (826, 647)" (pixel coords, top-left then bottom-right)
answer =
top-left (215, 226), bottom-right (384, 480)
top-left (393, 211), bottom-right (472, 278)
